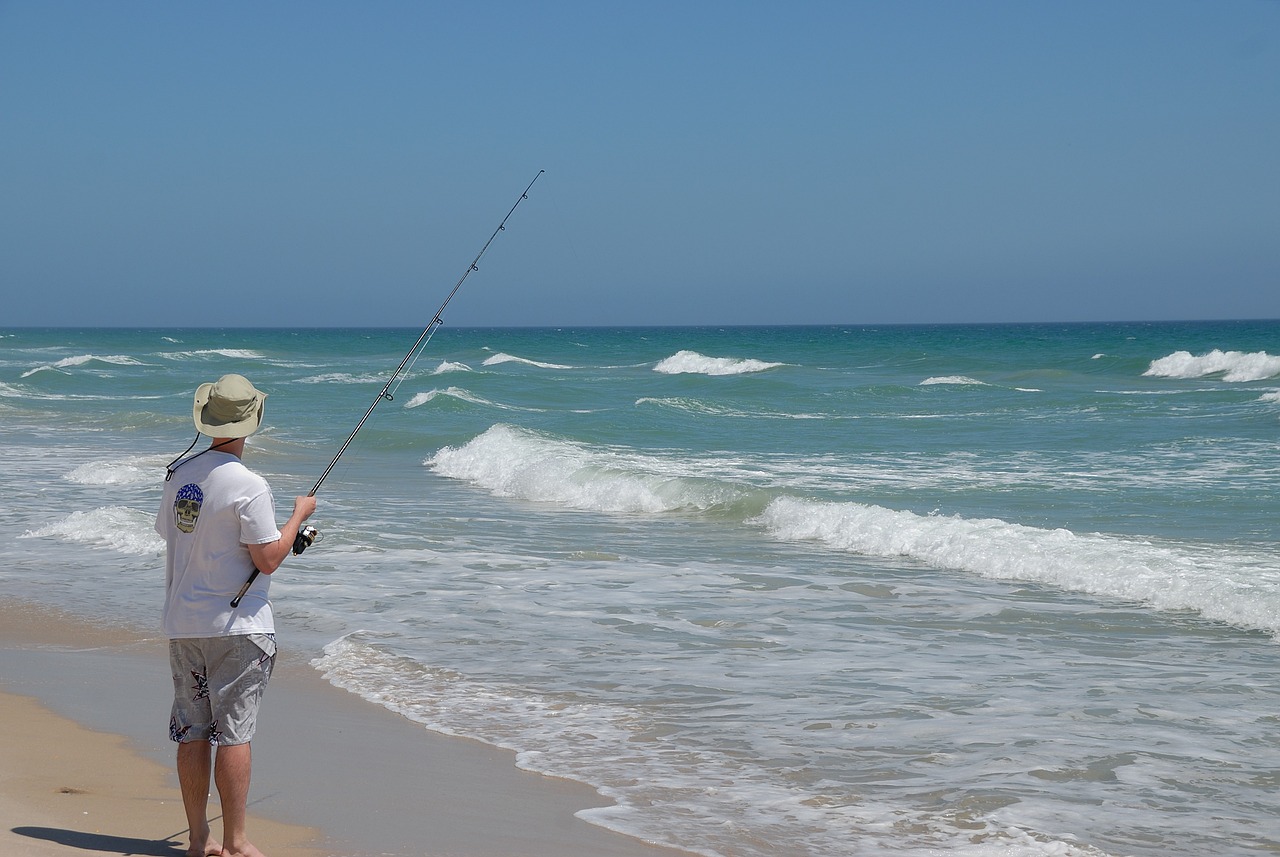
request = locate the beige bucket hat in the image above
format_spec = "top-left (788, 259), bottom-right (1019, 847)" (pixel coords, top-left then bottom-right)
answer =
top-left (192, 374), bottom-right (267, 438)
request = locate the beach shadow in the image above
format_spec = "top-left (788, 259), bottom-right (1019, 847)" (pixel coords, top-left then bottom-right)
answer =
top-left (12, 825), bottom-right (184, 855)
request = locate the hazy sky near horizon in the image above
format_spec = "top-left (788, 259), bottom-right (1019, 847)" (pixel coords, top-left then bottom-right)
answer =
top-left (2, 1), bottom-right (1277, 327)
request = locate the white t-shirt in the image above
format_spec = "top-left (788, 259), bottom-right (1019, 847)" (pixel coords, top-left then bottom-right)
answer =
top-left (157, 450), bottom-right (282, 638)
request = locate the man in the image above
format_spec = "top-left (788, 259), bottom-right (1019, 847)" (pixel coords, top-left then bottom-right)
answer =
top-left (157, 373), bottom-right (316, 857)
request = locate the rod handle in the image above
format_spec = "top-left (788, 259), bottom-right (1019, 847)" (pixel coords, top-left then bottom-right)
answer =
top-left (230, 568), bottom-right (261, 608)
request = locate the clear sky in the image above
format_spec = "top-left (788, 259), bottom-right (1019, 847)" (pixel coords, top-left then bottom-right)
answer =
top-left (2, 1), bottom-right (1277, 327)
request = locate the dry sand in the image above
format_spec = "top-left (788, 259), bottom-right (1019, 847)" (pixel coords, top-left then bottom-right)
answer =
top-left (0, 600), bottom-right (691, 857)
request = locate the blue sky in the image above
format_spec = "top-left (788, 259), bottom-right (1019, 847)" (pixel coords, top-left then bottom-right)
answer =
top-left (2, 1), bottom-right (1277, 327)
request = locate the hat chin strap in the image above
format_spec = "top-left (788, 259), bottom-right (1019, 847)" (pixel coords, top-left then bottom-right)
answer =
top-left (164, 436), bottom-right (241, 481)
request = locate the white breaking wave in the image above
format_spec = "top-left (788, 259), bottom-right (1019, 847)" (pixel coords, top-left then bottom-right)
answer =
top-left (755, 496), bottom-right (1280, 636)
top-left (653, 350), bottom-right (783, 376)
top-left (429, 425), bottom-right (1280, 637)
top-left (636, 397), bottom-right (830, 420)
top-left (160, 348), bottom-right (266, 361)
top-left (21, 506), bottom-right (164, 556)
top-left (432, 360), bottom-right (472, 374)
top-left (297, 372), bottom-right (389, 384)
top-left (1144, 350), bottom-right (1280, 382)
top-left (482, 352), bottom-right (573, 370)
top-left (429, 424), bottom-right (753, 514)
top-left (64, 455), bottom-right (170, 486)
top-left (21, 354), bottom-right (145, 377)
top-left (404, 388), bottom-right (543, 412)
top-left (919, 375), bottom-right (988, 386)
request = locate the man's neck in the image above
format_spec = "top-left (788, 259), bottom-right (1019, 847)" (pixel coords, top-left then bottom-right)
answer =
top-left (209, 437), bottom-right (245, 459)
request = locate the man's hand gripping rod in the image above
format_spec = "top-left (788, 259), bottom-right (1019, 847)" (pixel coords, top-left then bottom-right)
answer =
top-left (231, 170), bottom-right (545, 608)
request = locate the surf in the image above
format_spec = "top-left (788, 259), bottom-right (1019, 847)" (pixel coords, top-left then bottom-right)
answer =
top-left (1144, 349), bottom-right (1280, 382)
top-left (429, 425), bottom-right (1280, 637)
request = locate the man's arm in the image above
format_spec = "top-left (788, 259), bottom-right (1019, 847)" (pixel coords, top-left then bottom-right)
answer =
top-left (246, 495), bottom-right (317, 574)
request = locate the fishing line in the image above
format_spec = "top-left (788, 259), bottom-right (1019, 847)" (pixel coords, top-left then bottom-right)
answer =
top-left (230, 170), bottom-right (544, 607)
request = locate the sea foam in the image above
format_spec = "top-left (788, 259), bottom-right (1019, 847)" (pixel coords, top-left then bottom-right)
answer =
top-left (653, 350), bottom-right (783, 376)
top-left (403, 387), bottom-right (537, 412)
top-left (755, 496), bottom-right (1280, 636)
top-left (482, 353), bottom-right (573, 370)
top-left (65, 456), bottom-right (169, 486)
top-left (429, 424), bottom-right (757, 514)
top-left (21, 506), bottom-right (163, 556)
top-left (919, 375), bottom-right (988, 386)
top-left (21, 354), bottom-right (145, 377)
top-left (1144, 350), bottom-right (1280, 382)
top-left (430, 426), bottom-right (1280, 637)
top-left (160, 348), bottom-right (266, 361)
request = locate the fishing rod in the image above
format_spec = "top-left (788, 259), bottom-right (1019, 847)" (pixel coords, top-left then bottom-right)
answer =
top-left (231, 169), bottom-right (544, 607)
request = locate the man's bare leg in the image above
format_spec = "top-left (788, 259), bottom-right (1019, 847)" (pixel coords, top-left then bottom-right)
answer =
top-left (215, 741), bottom-right (265, 857)
top-left (176, 741), bottom-right (222, 857)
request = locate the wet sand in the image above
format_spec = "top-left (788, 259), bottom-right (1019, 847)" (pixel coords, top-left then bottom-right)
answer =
top-left (0, 599), bottom-right (691, 857)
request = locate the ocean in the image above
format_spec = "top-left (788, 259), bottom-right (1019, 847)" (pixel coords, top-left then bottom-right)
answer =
top-left (2, 321), bottom-right (1278, 856)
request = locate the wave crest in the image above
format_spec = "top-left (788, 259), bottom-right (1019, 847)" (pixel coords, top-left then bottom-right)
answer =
top-left (653, 351), bottom-right (783, 376)
top-left (481, 353), bottom-right (573, 370)
top-left (1144, 350), bottom-right (1280, 382)
top-left (755, 496), bottom-right (1280, 636)
top-left (919, 376), bottom-right (988, 387)
top-left (65, 455), bottom-right (169, 485)
top-left (429, 426), bottom-right (1280, 637)
top-left (21, 354), bottom-right (145, 377)
top-left (21, 506), bottom-right (164, 555)
top-left (428, 424), bottom-right (757, 514)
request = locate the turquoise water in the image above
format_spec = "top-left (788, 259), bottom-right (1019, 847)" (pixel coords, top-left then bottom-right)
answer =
top-left (2, 322), bottom-right (1279, 856)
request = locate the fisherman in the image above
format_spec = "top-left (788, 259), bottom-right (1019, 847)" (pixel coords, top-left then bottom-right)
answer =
top-left (157, 373), bottom-right (315, 857)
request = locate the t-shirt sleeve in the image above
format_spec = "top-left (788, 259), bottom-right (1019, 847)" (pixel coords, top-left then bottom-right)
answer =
top-left (239, 482), bottom-right (282, 546)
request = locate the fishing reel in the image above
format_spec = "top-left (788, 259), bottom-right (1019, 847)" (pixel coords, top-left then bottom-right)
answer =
top-left (292, 524), bottom-right (321, 556)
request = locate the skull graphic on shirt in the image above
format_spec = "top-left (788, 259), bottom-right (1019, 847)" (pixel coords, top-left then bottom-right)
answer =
top-left (174, 483), bottom-right (204, 533)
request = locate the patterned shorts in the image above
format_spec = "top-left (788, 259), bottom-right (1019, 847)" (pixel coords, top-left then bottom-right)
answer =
top-left (168, 634), bottom-right (276, 746)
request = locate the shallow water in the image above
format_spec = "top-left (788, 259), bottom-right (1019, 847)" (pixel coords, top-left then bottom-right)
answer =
top-left (3, 322), bottom-right (1278, 856)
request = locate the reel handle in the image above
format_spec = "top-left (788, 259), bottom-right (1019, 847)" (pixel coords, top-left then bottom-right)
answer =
top-left (229, 525), bottom-right (321, 607)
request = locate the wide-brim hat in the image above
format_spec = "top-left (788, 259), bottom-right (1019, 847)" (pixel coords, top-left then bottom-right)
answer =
top-left (193, 374), bottom-right (267, 438)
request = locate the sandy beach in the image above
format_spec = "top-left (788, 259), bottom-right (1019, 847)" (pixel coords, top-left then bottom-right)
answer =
top-left (0, 600), bottom-right (691, 857)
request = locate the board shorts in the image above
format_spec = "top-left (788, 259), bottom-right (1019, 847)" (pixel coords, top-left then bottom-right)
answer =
top-left (168, 633), bottom-right (276, 746)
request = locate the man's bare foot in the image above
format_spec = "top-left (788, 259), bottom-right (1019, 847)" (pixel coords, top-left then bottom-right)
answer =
top-left (222, 840), bottom-right (266, 857)
top-left (185, 838), bottom-right (222, 857)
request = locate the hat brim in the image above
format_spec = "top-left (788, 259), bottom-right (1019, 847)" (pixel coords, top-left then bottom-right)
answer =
top-left (193, 382), bottom-right (266, 438)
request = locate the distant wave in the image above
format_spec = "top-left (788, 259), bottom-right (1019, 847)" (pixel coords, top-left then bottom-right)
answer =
top-left (429, 425), bottom-right (1280, 637)
top-left (21, 354), bottom-right (145, 377)
top-left (482, 353), bottom-right (573, 370)
top-left (636, 397), bottom-right (829, 420)
top-left (1260, 391), bottom-right (1280, 404)
top-left (432, 360), bottom-right (472, 374)
top-left (1144, 350), bottom-right (1280, 382)
top-left (404, 387), bottom-right (543, 412)
top-left (21, 506), bottom-right (163, 555)
top-left (160, 348), bottom-right (266, 361)
top-left (298, 372), bottom-right (389, 385)
top-left (653, 350), bottom-right (783, 376)
top-left (919, 376), bottom-right (988, 387)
